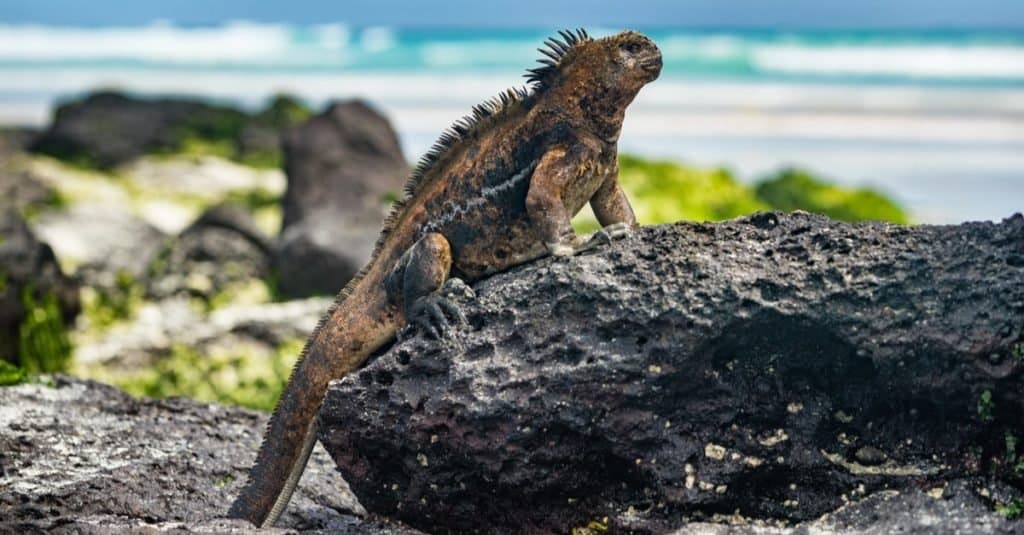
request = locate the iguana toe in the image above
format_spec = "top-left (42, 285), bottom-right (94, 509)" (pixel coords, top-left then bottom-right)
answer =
top-left (409, 293), bottom-right (464, 339)
top-left (573, 222), bottom-right (634, 254)
top-left (442, 277), bottom-right (476, 300)
top-left (437, 296), bottom-right (467, 325)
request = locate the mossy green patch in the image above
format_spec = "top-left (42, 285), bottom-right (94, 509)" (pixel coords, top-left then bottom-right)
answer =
top-left (54, 152), bottom-right (103, 172)
top-left (20, 188), bottom-right (69, 221)
top-left (574, 155), bottom-right (908, 232)
top-left (256, 94), bottom-right (313, 129)
top-left (997, 498), bottom-right (1023, 520)
top-left (262, 271), bottom-right (289, 303)
top-left (978, 389), bottom-right (995, 422)
top-left (160, 94), bottom-right (312, 170)
top-left (0, 360), bottom-right (27, 386)
top-left (223, 189), bottom-right (284, 236)
top-left (107, 338), bottom-right (304, 411)
top-left (224, 188), bottom-right (281, 211)
top-left (45, 93), bottom-right (312, 171)
top-left (251, 204), bottom-right (283, 237)
top-left (18, 287), bottom-right (72, 373)
top-left (168, 136), bottom-right (236, 161)
top-left (81, 270), bottom-right (143, 330)
top-left (205, 278), bottom-right (274, 311)
top-left (755, 168), bottom-right (909, 224)
top-left (620, 154), bottom-right (768, 224)
top-left (237, 149), bottom-right (282, 170)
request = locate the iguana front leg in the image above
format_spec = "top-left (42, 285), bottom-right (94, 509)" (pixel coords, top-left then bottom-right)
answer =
top-left (574, 161), bottom-right (638, 251)
top-left (385, 232), bottom-right (465, 338)
top-left (526, 146), bottom-right (580, 256)
top-left (590, 161), bottom-right (636, 228)
top-left (527, 147), bottom-right (636, 256)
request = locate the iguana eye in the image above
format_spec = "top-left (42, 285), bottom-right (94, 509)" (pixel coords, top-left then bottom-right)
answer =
top-left (623, 42), bottom-right (643, 54)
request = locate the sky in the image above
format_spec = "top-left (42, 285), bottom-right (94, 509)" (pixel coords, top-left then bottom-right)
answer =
top-left (2, 0), bottom-right (1024, 29)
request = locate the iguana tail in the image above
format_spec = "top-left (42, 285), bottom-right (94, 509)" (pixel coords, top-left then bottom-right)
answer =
top-left (228, 278), bottom-right (399, 527)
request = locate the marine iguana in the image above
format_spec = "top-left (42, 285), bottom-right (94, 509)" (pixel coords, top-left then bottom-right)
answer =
top-left (229, 28), bottom-right (662, 527)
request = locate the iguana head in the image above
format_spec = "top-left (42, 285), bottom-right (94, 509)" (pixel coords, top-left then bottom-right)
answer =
top-left (528, 29), bottom-right (662, 139)
top-left (595, 30), bottom-right (663, 87)
top-left (528, 29), bottom-right (662, 91)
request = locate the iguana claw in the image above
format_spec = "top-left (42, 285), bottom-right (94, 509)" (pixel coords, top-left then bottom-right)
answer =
top-left (575, 222), bottom-right (634, 254)
top-left (546, 223), bottom-right (634, 257)
top-left (409, 292), bottom-right (465, 339)
top-left (442, 277), bottom-right (476, 300)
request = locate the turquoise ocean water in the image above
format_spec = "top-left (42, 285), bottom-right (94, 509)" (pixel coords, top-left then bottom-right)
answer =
top-left (0, 23), bottom-right (1021, 221)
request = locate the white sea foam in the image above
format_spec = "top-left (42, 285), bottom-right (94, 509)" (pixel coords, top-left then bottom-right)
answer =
top-left (0, 21), bottom-right (306, 63)
top-left (659, 35), bottom-right (1024, 80)
top-left (420, 41), bottom-right (531, 68)
top-left (752, 44), bottom-right (1024, 79)
top-left (2, 23), bottom-right (1023, 82)
top-left (359, 26), bottom-right (397, 53)
top-left (314, 23), bottom-right (349, 52)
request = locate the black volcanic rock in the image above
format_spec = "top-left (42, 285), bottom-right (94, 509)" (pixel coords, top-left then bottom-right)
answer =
top-left (147, 203), bottom-right (273, 301)
top-left (0, 376), bottom-right (422, 534)
top-left (318, 212), bottom-right (1024, 534)
top-left (0, 208), bottom-right (79, 368)
top-left (29, 91), bottom-right (250, 168)
top-left (28, 91), bottom-right (311, 169)
top-left (274, 100), bottom-right (407, 298)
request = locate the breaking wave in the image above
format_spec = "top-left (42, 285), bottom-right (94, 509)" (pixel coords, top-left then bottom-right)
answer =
top-left (0, 22), bottom-right (1022, 83)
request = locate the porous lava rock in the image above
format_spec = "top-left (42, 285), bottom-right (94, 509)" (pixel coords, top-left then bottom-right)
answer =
top-left (0, 376), bottom-right (422, 534)
top-left (319, 212), bottom-right (1024, 533)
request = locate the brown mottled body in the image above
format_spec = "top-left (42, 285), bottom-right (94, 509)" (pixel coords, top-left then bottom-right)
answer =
top-left (229, 29), bottom-right (661, 527)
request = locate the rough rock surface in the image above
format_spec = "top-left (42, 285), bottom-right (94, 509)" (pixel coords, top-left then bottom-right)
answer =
top-left (0, 209), bottom-right (80, 366)
top-left (0, 376), bottom-right (422, 534)
top-left (0, 167), bottom-right (58, 215)
top-left (319, 212), bottom-right (1024, 533)
top-left (274, 100), bottom-right (407, 298)
top-left (147, 203), bottom-right (273, 301)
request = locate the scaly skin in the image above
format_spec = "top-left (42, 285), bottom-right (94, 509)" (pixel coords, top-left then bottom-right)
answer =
top-left (229, 28), bottom-right (662, 527)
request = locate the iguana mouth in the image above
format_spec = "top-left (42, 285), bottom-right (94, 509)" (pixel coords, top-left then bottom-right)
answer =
top-left (638, 54), bottom-right (663, 71)
top-left (641, 56), bottom-right (663, 76)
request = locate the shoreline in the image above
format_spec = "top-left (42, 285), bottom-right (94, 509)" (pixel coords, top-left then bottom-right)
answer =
top-left (3, 76), bottom-right (1021, 224)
